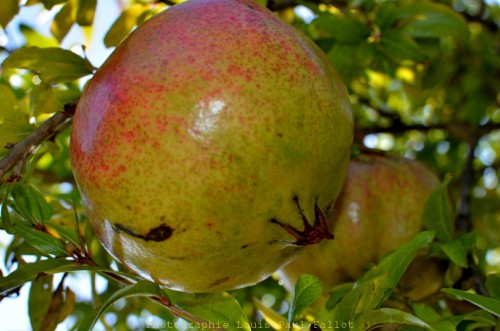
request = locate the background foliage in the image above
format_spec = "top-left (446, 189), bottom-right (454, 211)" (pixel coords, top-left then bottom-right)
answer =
top-left (0, 0), bottom-right (499, 330)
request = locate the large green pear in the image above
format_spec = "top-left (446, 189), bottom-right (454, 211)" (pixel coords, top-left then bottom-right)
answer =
top-left (70, 0), bottom-right (353, 292)
top-left (279, 154), bottom-right (440, 291)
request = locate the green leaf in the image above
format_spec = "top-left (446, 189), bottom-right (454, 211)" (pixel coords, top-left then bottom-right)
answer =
top-left (442, 289), bottom-right (500, 317)
top-left (0, 83), bottom-right (20, 123)
top-left (45, 220), bottom-right (80, 247)
top-left (253, 298), bottom-right (302, 331)
top-left (30, 84), bottom-right (63, 115)
top-left (169, 291), bottom-right (251, 331)
top-left (29, 275), bottom-right (53, 331)
top-left (444, 310), bottom-right (497, 328)
top-left (423, 177), bottom-right (453, 241)
top-left (78, 280), bottom-right (165, 331)
top-left (333, 232), bottom-right (435, 324)
top-left (15, 223), bottom-right (68, 256)
top-left (289, 274), bottom-right (322, 323)
top-left (431, 232), bottom-right (476, 268)
top-left (0, 258), bottom-right (74, 296)
top-left (51, 0), bottom-right (76, 42)
top-left (357, 308), bottom-right (432, 330)
top-left (380, 29), bottom-right (427, 62)
top-left (396, 2), bottom-right (468, 39)
top-left (313, 13), bottom-right (370, 44)
top-left (410, 302), bottom-right (440, 323)
top-left (375, 1), bottom-right (399, 30)
top-left (427, 321), bottom-right (456, 331)
top-left (0, 84), bottom-right (32, 154)
top-left (104, 4), bottom-right (147, 48)
top-left (0, 0), bottom-right (20, 29)
top-left (2, 47), bottom-right (93, 84)
top-left (12, 184), bottom-right (53, 224)
top-left (486, 274), bottom-right (500, 299)
top-left (20, 24), bottom-right (59, 47)
top-left (76, 0), bottom-right (97, 26)
top-left (359, 231), bottom-right (435, 307)
top-left (438, 239), bottom-right (467, 268)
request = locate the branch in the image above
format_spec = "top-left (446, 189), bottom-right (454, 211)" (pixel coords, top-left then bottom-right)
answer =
top-left (456, 137), bottom-right (479, 233)
top-left (461, 0), bottom-right (499, 33)
top-left (453, 136), bottom-right (489, 296)
top-left (153, 0), bottom-right (177, 6)
top-left (0, 101), bottom-right (77, 183)
top-left (267, 0), bottom-right (347, 11)
top-left (354, 97), bottom-right (500, 141)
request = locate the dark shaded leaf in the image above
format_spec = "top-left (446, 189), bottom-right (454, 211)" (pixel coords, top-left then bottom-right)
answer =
top-left (313, 12), bottom-right (370, 44)
top-left (396, 2), bottom-right (468, 39)
top-left (2, 185), bottom-right (16, 234)
top-left (326, 282), bottom-right (354, 310)
top-left (51, 0), bottom-right (76, 42)
top-left (444, 309), bottom-right (496, 328)
top-left (29, 275), bottom-right (53, 331)
top-left (437, 239), bottom-right (467, 268)
top-left (423, 177), bottom-right (453, 241)
top-left (103, 4), bottom-right (147, 48)
top-left (486, 274), bottom-right (500, 299)
top-left (0, 0), bottom-right (20, 29)
top-left (0, 258), bottom-right (74, 296)
top-left (2, 47), bottom-right (93, 84)
top-left (40, 0), bottom-right (68, 10)
top-left (39, 284), bottom-right (75, 331)
top-left (437, 231), bottom-right (476, 268)
top-left (380, 29), bottom-right (426, 62)
top-left (76, 0), bottom-right (97, 26)
top-left (375, 1), bottom-right (398, 30)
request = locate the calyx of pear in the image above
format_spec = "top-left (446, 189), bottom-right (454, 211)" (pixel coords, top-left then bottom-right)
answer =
top-left (279, 153), bottom-right (440, 292)
top-left (70, 0), bottom-right (353, 293)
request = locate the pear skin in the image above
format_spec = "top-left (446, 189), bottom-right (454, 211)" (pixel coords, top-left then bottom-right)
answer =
top-left (70, 0), bottom-right (353, 293)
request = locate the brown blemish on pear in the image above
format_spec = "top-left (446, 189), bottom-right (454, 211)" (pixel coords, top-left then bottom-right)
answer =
top-left (113, 223), bottom-right (174, 242)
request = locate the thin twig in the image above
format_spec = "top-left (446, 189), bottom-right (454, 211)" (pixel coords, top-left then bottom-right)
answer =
top-left (0, 101), bottom-right (77, 183)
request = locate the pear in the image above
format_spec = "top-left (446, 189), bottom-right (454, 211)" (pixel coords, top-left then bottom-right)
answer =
top-left (70, 0), bottom-right (353, 292)
top-left (279, 154), bottom-right (440, 292)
